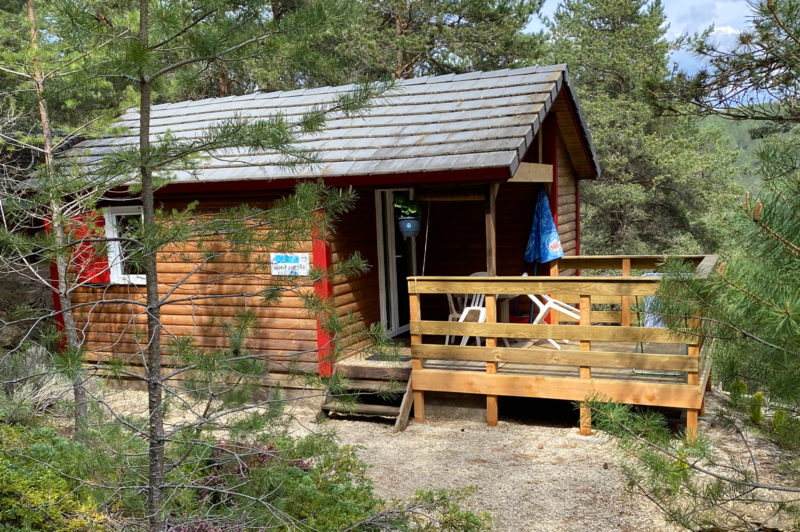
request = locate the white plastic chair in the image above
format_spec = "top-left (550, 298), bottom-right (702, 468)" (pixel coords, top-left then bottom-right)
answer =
top-left (452, 272), bottom-right (511, 347)
top-left (523, 272), bottom-right (581, 350)
top-left (445, 293), bottom-right (464, 346)
top-left (458, 272), bottom-right (488, 346)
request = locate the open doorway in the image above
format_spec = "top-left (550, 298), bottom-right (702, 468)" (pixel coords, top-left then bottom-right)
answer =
top-left (375, 189), bottom-right (417, 337)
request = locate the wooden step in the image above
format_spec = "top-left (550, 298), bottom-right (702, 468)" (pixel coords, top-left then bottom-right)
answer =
top-left (339, 379), bottom-right (407, 393)
top-left (320, 379), bottom-right (414, 430)
top-left (322, 399), bottom-right (401, 417)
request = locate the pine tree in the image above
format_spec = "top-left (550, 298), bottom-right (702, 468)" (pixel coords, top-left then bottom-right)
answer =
top-left (0, 0), bottom-right (129, 436)
top-left (658, 0), bottom-right (800, 124)
top-left (152, 0), bottom-right (545, 99)
top-left (546, 0), bottom-right (739, 254)
top-left (2, 1), bottom-right (384, 529)
top-left (655, 0), bottom-right (800, 419)
top-left (585, 2), bottom-right (800, 529)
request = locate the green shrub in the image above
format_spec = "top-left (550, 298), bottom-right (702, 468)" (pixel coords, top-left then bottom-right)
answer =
top-left (0, 412), bottom-right (491, 531)
top-left (749, 391), bottom-right (765, 425)
top-left (729, 378), bottom-right (748, 406)
top-left (772, 409), bottom-right (800, 447)
top-left (164, 433), bottom-right (492, 531)
top-left (0, 424), bottom-right (105, 530)
top-left (165, 433), bottom-right (381, 530)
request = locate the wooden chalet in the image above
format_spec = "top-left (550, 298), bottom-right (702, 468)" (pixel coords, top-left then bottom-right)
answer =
top-left (67, 65), bottom-right (712, 437)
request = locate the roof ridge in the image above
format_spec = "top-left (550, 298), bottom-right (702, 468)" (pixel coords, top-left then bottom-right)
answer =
top-left (143, 65), bottom-right (562, 112)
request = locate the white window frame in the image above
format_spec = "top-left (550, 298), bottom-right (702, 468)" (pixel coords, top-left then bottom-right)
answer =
top-left (104, 206), bottom-right (146, 285)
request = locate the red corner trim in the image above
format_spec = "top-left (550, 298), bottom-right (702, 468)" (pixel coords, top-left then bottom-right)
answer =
top-left (575, 180), bottom-right (581, 256)
top-left (312, 213), bottom-right (333, 378)
top-left (49, 262), bottom-right (66, 350)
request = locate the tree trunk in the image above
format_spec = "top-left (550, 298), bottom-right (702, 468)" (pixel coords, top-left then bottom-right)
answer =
top-left (142, 78), bottom-right (165, 532)
top-left (26, 0), bottom-right (88, 436)
top-left (217, 60), bottom-right (231, 97)
top-left (394, 1), bottom-right (406, 79)
top-left (138, 2), bottom-right (165, 530)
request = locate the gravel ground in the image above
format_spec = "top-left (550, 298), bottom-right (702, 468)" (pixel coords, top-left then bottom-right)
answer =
top-left (105, 387), bottom-right (794, 531)
top-left (302, 407), bottom-right (678, 531)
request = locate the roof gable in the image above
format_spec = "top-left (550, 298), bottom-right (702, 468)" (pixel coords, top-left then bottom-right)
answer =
top-left (72, 65), bottom-right (599, 184)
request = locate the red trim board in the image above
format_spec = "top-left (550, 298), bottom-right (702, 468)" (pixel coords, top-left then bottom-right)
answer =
top-left (312, 213), bottom-right (334, 378)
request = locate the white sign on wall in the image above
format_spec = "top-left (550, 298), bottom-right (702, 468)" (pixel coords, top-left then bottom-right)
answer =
top-left (270, 252), bottom-right (311, 276)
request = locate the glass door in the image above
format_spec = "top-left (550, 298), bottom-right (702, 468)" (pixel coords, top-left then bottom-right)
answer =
top-left (375, 189), bottom-right (416, 336)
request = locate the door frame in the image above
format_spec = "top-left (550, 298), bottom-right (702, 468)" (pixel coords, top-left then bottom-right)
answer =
top-left (375, 188), bottom-right (417, 337)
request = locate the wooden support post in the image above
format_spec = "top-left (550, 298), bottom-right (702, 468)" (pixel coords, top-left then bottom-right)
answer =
top-left (485, 183), bottom-right (499, 276)
top-left (486, 294), bottom-right (498, 426)
top-left (579, 294), bottom-right (592, 435)
top-left (621, 258), bottom-right (631, 327)
top-left (687, 409), bottom-right (699, 443)
top-left (485, 183), bottom-right (499, 426)
top-left (686, 317), bottom-right (700, 440)
top-left (549, 260), bottom-right (560, 325)
top-left (410, 293), bottom-right (425, 423)
top-left (538, 128), bottom-right (543, 163)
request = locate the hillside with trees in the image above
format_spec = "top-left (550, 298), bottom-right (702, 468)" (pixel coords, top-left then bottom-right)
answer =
top-left (701, 114), bottom-right (768, 191)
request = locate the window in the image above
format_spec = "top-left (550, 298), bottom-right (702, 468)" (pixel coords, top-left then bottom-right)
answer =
top-left (104, 206), bottom-right (145, 285)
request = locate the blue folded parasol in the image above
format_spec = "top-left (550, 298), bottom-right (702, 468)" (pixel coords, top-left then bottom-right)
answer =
top-left (524, 186), bottom-right (564, 266)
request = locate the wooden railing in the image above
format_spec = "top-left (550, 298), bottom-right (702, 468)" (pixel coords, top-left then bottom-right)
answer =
top-left (407, 255), bottom-right (717, 439)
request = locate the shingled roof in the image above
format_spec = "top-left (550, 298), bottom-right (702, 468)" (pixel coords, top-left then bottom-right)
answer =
top-left (73, 64), bottom-right (599, 184)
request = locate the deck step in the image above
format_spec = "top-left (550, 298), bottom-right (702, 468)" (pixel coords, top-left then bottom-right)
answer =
top-left (320, 376), bottom-right (414, 430)
top-left (321, 399), bottom-right (400, 417)
top-left (340, 379), bottom-right (407, 393)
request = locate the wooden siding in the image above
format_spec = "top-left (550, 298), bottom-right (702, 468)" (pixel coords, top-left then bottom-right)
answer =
top-left (556, 133), bottom-right (578, 258)
top-left (74, 192), bottom-right (319, 366)
top-left (552, 88), bottom-right (596, 179)
top-left (330, 191), bottom-right (382, 351)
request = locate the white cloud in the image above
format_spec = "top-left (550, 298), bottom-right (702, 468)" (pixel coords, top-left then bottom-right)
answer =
top-left (711, 25), bottom-right (740, 36)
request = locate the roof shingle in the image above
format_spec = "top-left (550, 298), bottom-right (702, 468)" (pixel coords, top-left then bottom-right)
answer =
top-left (71, 65), bottom-right (598, 183)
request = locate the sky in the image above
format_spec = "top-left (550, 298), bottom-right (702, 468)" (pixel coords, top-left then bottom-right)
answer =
top-left (528, 0), bottom-right (755, 73)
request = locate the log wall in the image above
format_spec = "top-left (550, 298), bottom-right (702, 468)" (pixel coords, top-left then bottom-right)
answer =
top-left (73, 191), bottom-right (320, 367)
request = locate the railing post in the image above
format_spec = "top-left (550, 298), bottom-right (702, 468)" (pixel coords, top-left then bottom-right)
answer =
top-left (410, 292), bottom-right (425, 424)
top-left (485, 292), bottom-right (498, 426)
top-left (579, 294), bottom-right (592, 435)
top-left (686, 316), bottom-right (701, 442)
top-left (621, 258), bottom-right (631, 327)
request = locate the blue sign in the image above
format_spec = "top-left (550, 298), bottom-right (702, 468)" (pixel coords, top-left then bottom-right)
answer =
top-left (270, 253), bottom-right (310, 276)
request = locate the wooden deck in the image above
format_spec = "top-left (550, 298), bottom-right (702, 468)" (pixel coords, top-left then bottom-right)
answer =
top-left (404, 255), bottom-right (717, 440)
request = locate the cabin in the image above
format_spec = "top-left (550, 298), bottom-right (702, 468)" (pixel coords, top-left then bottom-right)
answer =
top-left (65, 65), bottom-right (713, 437)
